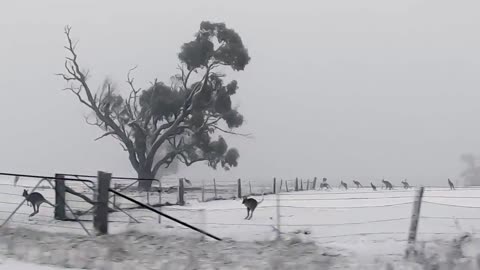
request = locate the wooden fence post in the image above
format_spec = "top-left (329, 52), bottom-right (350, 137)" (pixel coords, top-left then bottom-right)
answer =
top-left (405, 186), bottom-right (425, 259)
top-left (300, 179), bottom-right (303, 190)
top-left (213, 178), bottom-right (217, 199)
top-left (237, 178), bottom-right (242, 198)
top-left (279, 179), bottom-right (283, 192)
top-left (273, 177), bottom-right (277, 194)
top-left (275, 192), bottom-right (281, 240)
top-left (178, 178), bottom-right (185, 206)
top-left (249, 181), bottom-right (252, 195)
top-left (158, 180), bottom-right (162, 224)
top-left (94, 171), bottom-right (111, 235)
top-left (313, 177), bottom-right (317, 190)
top-left (295, 178), bottom-right (299, 191)
top-left (202, 180), bottom-right (205, 202)
top-left (286, 180), bottom-right (289, 192)
top-left (54, 173), bottom-right (66, 220)
top-left (200, 208), bottom-right (206, 241)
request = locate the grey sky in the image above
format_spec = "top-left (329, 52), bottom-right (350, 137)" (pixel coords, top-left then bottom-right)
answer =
top-left (1, 0), bottom-right (479, 185)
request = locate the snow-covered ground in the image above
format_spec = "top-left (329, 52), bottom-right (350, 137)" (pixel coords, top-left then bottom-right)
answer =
top-left (2, 177), bottom-right (480, 268)
top-left (0, 259), bottom-right (81, 270)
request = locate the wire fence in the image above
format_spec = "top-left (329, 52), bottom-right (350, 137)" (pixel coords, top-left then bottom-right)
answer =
top-left (0, 173), bottom-right (95, 235)
top-left (1, 172), bottom-right (480, 254)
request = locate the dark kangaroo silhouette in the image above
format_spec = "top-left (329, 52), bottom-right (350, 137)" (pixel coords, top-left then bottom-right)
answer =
top-left (320, 178), bottom-right (331, 190)
top-left (382, 179), bottom-right (393, 190)
top-left (242, 194), bottom-right (264, 220)
top-left (353, 180), bottom-right (363, 189)
top-left (23, 189), bottom-right (54, 217)
top-left (448, 178), bottom-right (455, 190)
top-left (339, 181), bottom-right (348, 190)
top-left (401, 179), bottom-right (410, 189)
top-left (370, 182), bottom-right (377, 191)
top-left (320, 182), bottom-right (331, 190)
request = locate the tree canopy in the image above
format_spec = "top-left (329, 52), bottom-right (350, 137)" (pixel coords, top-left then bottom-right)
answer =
top-left (58, 21), bottom-right (251, 190)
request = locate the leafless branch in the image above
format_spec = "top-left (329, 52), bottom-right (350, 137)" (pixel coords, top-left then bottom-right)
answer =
top-left (59, 26), bottom-right (140, 171)
top-left (211, 125), bottom-right (252, 138)
top-left (95, 131), bottom-right (116, 141)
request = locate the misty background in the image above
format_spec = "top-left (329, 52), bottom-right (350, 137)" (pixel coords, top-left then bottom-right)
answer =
top-left (1, 0), bottom-right (480, 185)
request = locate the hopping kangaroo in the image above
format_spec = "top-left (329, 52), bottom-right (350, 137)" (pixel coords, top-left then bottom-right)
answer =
top-left (353, 180), bottom-right (363, 189)
top-left (370, 182), bottom-right (377, 191)
top-left (339, 181), bottom-right (348, 190)
top-left (242, 194), bottom-right (264, 220)
top-left (382, 179), bottom-right (393, 190)
top-left (23, 189), bottom-right (54, 217)
top-left (401, 179), bottom-right (410, 189)
top-left (448, 178), bottom-right (455, 190)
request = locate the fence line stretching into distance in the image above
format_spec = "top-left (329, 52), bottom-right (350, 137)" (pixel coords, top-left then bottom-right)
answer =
top-left (1, 172), bottom-right (479, 250)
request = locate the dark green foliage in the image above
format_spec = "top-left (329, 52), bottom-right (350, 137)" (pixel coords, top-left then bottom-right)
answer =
top-left (223, 148), bottom-right (239, 168)
top-left (179, 21), bottom-right (250, 71)
top-left (131, 21), bottom-right (250, 172)
top-left (222, 110), bottom-right (243, 129)
top-left (139, 82), bottom-right (185, 120)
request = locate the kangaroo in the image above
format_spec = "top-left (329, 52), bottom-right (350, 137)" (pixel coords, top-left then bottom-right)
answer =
top-left (339, 181), bottom-right (348, 190)
top-left (242, 193), bottom-right (264, 220)
top-left (320, 178), bottom-right (331, 190)
top-left (23, 189), bottom-right (54, 217)
top-left (370, 182), bottom-right (377, 191)
top-left (382, 179), bottom-right (393, 190)
top-left (353, 180), bottom-right (363, 189)
top-left (401, 179), bottom-right (410, 189)
top-left (448, 178), bottom-right (455, 190)
top-left (320, 182), bottom-right (331, 190)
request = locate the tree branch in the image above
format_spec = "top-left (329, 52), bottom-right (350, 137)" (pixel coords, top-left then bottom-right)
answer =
top-left (95, 131), bottom-right (116, 141)
top-left (211, 125), bottom-right (252, 138)
top-left (60, 26), bottom-right (140, 171)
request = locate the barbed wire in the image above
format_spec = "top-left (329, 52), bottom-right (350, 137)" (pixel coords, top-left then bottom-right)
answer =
top-left (264, 195), bottom-right (416, 201)
top-left (186, 217), bottom-right (410, 228)
top-left (0, 210), bottom-right (52, 219)
top-left (7, 220), bottom-right (87, 231)
top-left (159, 201), bottom-right (414, 212)
top-left (422, 201), bottom-right (480, 208)
top-left (421, 216), bottom-right (480, 220)
top-left (0, 192), bottom-right (91, 205)
top-left (311, 231), bottom-right (465, 240)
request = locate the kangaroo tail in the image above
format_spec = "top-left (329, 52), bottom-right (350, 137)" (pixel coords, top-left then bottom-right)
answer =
top-left (43, 199), bottom-right (55, 207)
top-left (257, 192), bottom-right (265, 205)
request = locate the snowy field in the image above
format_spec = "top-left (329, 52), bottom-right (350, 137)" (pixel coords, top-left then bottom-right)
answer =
top-left (2, 176), bottom-right (480, 268)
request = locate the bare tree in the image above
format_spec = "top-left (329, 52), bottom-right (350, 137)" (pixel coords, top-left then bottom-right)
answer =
top-left (58, 22), bottom-right (251, 190)
top-left (460, 153), bottom-right (480, 186)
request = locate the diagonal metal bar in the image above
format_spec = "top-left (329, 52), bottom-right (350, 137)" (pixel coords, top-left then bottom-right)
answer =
top-left (109, 188), bottom-right (221, 241)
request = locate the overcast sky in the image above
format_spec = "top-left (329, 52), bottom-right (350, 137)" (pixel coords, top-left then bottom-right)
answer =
top-left (1, 0), bottom-right (480, 185)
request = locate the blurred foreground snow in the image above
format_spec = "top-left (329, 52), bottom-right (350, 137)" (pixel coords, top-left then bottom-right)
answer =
top-left (1, 226), bottom-right (480, 269)
top-left (0, 259), bottom-right (81, 270)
